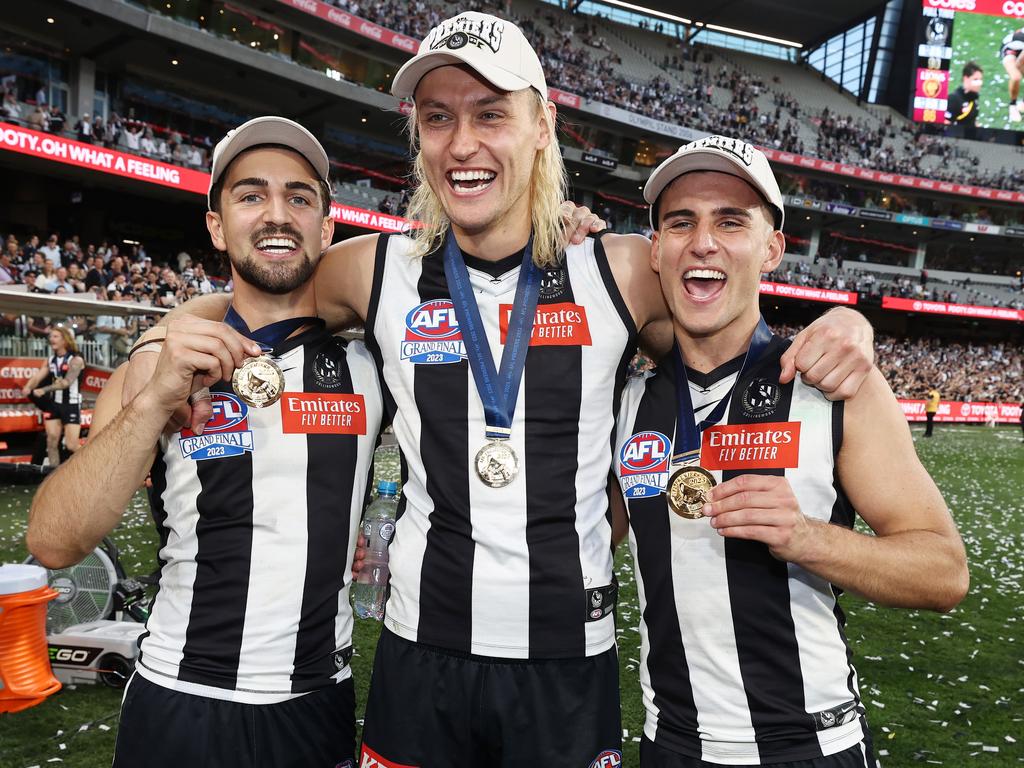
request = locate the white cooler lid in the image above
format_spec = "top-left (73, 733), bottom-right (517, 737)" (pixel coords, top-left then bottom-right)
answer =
top-left (0, 563), bottom-right (49, 594)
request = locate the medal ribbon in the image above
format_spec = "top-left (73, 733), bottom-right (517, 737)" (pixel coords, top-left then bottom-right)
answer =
top-left (224, 306), bottom-right (323, 352)
top-left (672, 316), bottom-right (774, 463)
top-left (443, 233), bottom-right (542, 440)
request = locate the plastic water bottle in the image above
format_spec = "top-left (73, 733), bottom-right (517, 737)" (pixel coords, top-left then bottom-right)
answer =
top-left (353, 481), bottom-right (399, 620)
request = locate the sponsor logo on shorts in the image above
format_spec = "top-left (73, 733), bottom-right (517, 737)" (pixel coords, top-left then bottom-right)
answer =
top-left (179, 392), bottom-right (253, 460)
top-left (280, 393), bottom-right (366, 434)
top-left (401, 300), bottom-right (466, 364)
top-left (589, 750), bottom-right (622, 768)
top-left (498, 302), bottom-right (592, 346)
top-left (359, 744), bottom-right (419, 768)
top-left (618, 431), bottom-right (671, 498)
top-left (700, 422), bottom-right (801, 470)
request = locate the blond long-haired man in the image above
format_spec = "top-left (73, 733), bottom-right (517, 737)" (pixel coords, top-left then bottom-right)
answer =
top-left (119, 11), bottom-right (876, 765)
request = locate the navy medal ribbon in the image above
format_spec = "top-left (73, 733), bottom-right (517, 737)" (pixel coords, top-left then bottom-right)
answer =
top-left (224, 306), bottom-right (323, 352)
top-left (442, 233), bottom-right (541, 440)
top-left (672, 315), bottom-right (774, 464)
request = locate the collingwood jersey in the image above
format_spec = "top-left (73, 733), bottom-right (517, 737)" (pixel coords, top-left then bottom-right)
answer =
top-left (48, 353), bottom-right (81, 405)
top-left (1000, 29), bottom-right (1024, 59)
top-left (366, 233), bottom-right (636, 659)
top-left (615, 337), bottom-right (872, 764)
top-left (138, 328), bottom-right (382, 704)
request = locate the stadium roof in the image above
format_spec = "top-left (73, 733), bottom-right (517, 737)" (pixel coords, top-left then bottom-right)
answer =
top-left (622, 0), bottom-right (887, 49)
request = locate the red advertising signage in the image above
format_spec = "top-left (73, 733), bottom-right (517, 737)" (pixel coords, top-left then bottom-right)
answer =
top-left (913, 68), bottom-right (950, 122)
top-left (759, 147), bottom-right (1024, 204)
top-left (277, 0), bottom-right (418, 52)
top-left (548, 88), bottom-right (582, 109)
top-left (759, 281), bottom-right (859, 305)
top-left (0, 125), bottom-right (210, 195)
top-left (921, 0), bottom-right (1024, 19)
top-left (899, 399), bottom-right (1021, 423)
top-left (882, 296), bottom-right (1024, 321)
top-left (329, 203), bottom-right (414, 233)
top-left (0, 358), bottom-right (111, 403)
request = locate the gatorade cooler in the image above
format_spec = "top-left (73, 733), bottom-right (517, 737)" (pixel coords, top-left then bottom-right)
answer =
top-left (0, 563), bottom-right (62, 713)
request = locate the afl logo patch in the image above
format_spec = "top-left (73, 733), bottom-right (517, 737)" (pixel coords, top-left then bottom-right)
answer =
top-left (741, 377), bottom-right (779, 417)
top-left (179, 392), bottom-right (254, 460)
top-left (589, 750), bottom-right (622, 768)
top-left (539, 266), bottom-right (567, 299)
top-left (618, 430), bottom-right (671, 499)
top-left (401, 299), bottom-right (467, 364)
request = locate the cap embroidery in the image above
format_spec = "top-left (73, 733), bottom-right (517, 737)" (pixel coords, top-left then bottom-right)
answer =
top-left (427, 16), bottom-right (504, 54)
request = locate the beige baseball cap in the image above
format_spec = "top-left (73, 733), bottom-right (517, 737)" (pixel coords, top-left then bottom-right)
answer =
top-left (644, 136), bottom-right (784, 230)
top-left (391, 12), bottom-right (546, 100)
top-left (208, 116), bottom-right (329, 210)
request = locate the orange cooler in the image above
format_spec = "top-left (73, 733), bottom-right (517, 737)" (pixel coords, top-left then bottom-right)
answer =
top-left (0, 563), bottom-right (61, 713)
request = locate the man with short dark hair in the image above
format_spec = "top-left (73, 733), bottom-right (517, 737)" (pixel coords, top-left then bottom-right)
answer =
top-left (613, 137), bottom-right (968, 767)
top-left (945, 62), bottom-right (982, 137)
top-left (29, 116), bottom-right (384, 768)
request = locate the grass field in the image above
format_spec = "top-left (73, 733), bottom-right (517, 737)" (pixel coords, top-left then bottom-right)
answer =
top-left (949, 12), bottom-right (1024, 132)
top-left (1, 427), bottom-right (1022, 767)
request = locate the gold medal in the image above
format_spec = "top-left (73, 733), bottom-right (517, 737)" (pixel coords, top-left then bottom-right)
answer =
top-left (232, 355), bottom-right (285, 408)
top-left (667, 465), bottom-right (716, 519)
top-left (475, 440), bottom-right (518, 488)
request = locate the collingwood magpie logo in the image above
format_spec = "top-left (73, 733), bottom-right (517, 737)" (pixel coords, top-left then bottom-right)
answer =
top-left (313, 341), bottom-right (345, 389)
top-left (427, 16), bottom-right (504, 54)
top-left (539, 265), bottom-right (567, 298)
top-left (741, 376), bottom-right (780, 417)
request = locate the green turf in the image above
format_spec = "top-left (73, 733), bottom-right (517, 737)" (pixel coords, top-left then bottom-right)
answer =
top-left (948, 12), bottom-right (1024, 132)
top-left (1, 428), bottom-right (1022, 766)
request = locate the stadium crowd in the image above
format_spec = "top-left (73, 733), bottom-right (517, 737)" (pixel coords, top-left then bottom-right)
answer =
top-left (766, 259), bottom-right (1024, 310)
top-left (0, 231), bottom-right (227, 307)
top-left (772, 324), bottom-right (1023, 403)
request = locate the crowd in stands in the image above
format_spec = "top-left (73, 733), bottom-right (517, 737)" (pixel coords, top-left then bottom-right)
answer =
top-left (0, 231), bottom-right (227, 307)
top-left (327, 0), bottom-right (1024, 195)
top-left (770, 324), bottom-right (1021, 403)
top-left (766, 257), bottom-right (1024, 310)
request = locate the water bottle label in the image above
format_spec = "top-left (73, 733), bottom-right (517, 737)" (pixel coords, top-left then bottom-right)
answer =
top-left (379, 522), bottom-right (395, 541)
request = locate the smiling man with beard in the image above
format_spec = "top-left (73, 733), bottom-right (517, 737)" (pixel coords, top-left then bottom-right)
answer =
top-left (28, 117), bottom-right (383, 768)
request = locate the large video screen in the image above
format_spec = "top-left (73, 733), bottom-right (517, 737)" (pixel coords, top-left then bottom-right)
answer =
top-left (915, 0), bottom-right (1024, 131)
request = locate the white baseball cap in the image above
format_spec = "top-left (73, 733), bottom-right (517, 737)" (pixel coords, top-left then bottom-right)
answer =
top-left (208, 116), bottom-right (329, 210)
top-left (643, 136), bottom-right (784, 231)
top-left (391, 12), bottom-right (547, 101)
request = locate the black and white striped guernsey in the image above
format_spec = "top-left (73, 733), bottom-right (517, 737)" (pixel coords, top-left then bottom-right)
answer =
top-left (615, 335), bottom-right (873, 764)
top-left (48, 353), bottom-right (80, 405)
top-left (1000, 29), bottom-right (1024, 59)
top-left (138, 328), bottom-right (382, 704)
top-left (365, 233), bottom-right (637, 659)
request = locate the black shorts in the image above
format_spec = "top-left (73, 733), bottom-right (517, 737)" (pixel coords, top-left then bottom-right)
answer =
top-left (640, 737), bottom-right (878, 768)
top-left (112, 673), bottom-right (356, 768)
top-left (27, 392), bottom-right (80, 425)
top-left (360, 629), bottom-right (622, 768)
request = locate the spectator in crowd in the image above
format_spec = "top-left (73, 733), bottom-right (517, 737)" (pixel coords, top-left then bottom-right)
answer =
top-left (75, 113), bottom-right (94, 143)
top-left (925, 386), bottom-right (941, 437)
top-left (39, 235), bottom-right (61, 268)
top-left (2, 90), bottom-right (22, 122)
top-left (0, 250), bottom-right (18, 284)
top-left (46, 105), bottom-right (66, 134)
top-left (27, 104), bottom-right (48, 131)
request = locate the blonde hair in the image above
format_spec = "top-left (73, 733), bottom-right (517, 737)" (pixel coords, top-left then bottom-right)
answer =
top-left (403, 88), bottom-right (569, 268)
top-left (51, 325), bottom-right (78, 354)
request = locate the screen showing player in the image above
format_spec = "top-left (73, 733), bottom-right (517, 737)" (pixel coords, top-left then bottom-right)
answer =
top-left (915, 0), bottom-right (1024, 131)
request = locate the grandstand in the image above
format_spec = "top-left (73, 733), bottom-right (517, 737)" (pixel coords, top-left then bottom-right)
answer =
top-left (0, 0), bottom-right (1020, 400)
top-left (1, 3), bottom-right (1023, 767)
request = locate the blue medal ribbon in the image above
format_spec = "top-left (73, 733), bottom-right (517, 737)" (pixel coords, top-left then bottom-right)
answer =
top-left (224, 306), bottom-right (323, 352)
top-left (672, 315), bottom-right (774, 464)
top-left (443, 233), bottom-right (542, 440)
